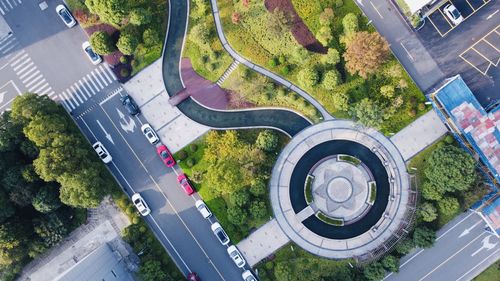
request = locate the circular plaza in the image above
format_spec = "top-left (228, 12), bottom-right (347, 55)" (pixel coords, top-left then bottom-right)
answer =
top-left (269, 120), bottom-right (414, 260)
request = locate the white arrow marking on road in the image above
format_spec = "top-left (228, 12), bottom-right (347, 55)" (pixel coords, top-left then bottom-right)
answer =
top-left (471, 236), bottom-right (498, 257)
top-left (96, 120), bottom-right (114, 145)
top-left (116, 108), bottom-right (136, 133)
top-left (0, 91), bottom-right (6, 103)
top-left (459, 220), bottom-right (482, 238)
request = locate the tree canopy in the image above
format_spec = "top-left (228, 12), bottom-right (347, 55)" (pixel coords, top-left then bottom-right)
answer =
top-left (89, 31), bottom-right (115, 55)
top-left (85, 0), bottom-right (128, 26)
top-left (344, 31), bottom-right (390, 78)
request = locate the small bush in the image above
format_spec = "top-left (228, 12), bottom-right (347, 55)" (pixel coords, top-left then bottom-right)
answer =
top-left (297, 67), bottom-right (319, 88)
top-left (120, 68), bottom-right (130, 77)
top-left (132, 216), bottom-right (140, 224)
top-left (178, 150), bottom-right (188, 160)
top-left (335, 0), bottom-right (344, 8)
top-left (278, 55), bottom-right (286, 64)
top-left (119, 56), bottom-right (128, 64)
top-left (206, 63), bottom-right (216, 71)
top-left (280, 65), bottom-right (290, 75)
top-left (342, 13), bottom-right (358, 34)
top-left (131, 59), bottom-right (139, 68)
top-left (186, 158), bottom-right (195, 167)
top-left (444, 135), bottom-right (454, 144)
top-left (189, 143), bottom-right (198, 153)
top-left (418, 103), bottom-right (426, 111)
top-left (268, 57), bottom-right (278, 67)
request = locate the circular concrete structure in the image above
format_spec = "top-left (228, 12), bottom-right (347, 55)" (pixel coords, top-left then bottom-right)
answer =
top-left (269, 120), bottom-right (412, 259)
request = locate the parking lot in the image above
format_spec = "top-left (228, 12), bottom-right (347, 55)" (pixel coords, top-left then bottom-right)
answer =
top-left (417, 0), bottom-right (499, 106)
top-left (426, 0), bottom-right (491, 37)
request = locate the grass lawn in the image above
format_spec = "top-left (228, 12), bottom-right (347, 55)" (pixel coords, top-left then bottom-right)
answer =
top-left (473, 260), bottom-right (500, 281)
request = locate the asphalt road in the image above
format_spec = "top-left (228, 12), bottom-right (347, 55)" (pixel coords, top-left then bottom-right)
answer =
top-left (1, 1), bottom-right (248, 280)
top-left (385, 211), bottom-right (500, 281)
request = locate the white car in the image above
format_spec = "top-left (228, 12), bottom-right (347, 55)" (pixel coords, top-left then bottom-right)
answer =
top-left (443, 4), bottom-right (463, 25)
top-left (211, 222), bottom-right (230, 245)
top-left (131, 193), bottom-right (151, 216)
top-left (227, 245), bottom-right (246, 268)
top-left (242, 270), bottom-right (257, 281)
top-left (195, 200), bottom-right (212, 219)
top-left (141, 124), bottom-right (160, 144)
top-left (82, 41), bottom-right (102, 65)
top-left (92, 141), bottom-right (112, 163)
top-left (56, 4), bottom-right (76, 28)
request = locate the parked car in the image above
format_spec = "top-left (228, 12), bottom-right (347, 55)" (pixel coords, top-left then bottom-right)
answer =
top-left (195, 200), bottom-right (212, 219)
top-left (141, 123), bottom-right (160, 144)
top-left (187, 272), bottom-right (200, 281)
top-left (210, 222), bottom-right (229, 245)
top-left (92, 141), bottom-right (112, 163)
top-left (131, 193), bottom-right (151, 216)
top-left (177, 173), bottom-right (194, 195)
top-left (120, 95), bottom-right (140, 116)
top-left (156, 144), bottom-right (175, 167)
top-left (443, 4), bottom-right (463, 25)
top-left (242, 270), bottom-right (257, 281)
top-left (56, 4), bottom-right (76, 28)
top-left (81, 41), bottom-right (102, 65)
top-left (227, 245), bottom-right (246, 268)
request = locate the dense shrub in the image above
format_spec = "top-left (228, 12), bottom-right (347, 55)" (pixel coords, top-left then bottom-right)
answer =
top-left (255, 130), bottom-right (279, 152)
top-left (322, 48), bottom-right (340, 65)
top-left (190, 143), bottom-right (198, 153)
top-left (229, 189), bottom-right (250, 207)
top-left (89, 31), bottom-right (115, 55)
top-left (297, 67), bottom-right (319, 88)
top-left (250, 201), bottom-right (268, 219)
top-left (413, 227), bottom-right (436, 248)
top-left (186, 158), bottom-right (195, 167)
top-left (177, 150), bottom-right (188, 160)
top-left (120, 68), bottom-right (129, 77)
top-left (143, 28), bottom-right (161, 47)
top-left (322, 70), bottom-right (341, 90)
top-left (437, 196), bottom-right (460, 216)
top-left (117, 29), bottom-right (139, 55)
top-left (227, 206), bottom-right (248, 225)
top-left (418, 202), bottom-right (438, 222)
top-left (119, 56), bottom-right (128, 64)
top-left (129, 8), bottom-right (152, 26)
top-left (250, 179), bottom-right (267, 196)
top-left (342, 13), bottom-right (359, 34)
top-left (344, 32), bottom-right (390, 78)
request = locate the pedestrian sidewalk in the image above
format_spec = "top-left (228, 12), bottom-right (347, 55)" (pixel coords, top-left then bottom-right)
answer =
top-left (237, 219), bottom-right (290, 266)
top-left (122, 59), bottom-right (209, 153)
top-left (390, 110), bottom-right (448, 161)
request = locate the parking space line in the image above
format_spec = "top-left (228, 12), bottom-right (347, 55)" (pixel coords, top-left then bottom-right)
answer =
top-left (438, 4), bottom-right (454, 28)
top-left (484, 39), bottom-right (499, 52)
top-left (427, 16), bottom-right (445, 37)
top-left (465, 0), bottom-right (475, 11)
top-left (472, 47), bottom-right (497, 65)
top-left (460, 53), bottom-right (488, 75)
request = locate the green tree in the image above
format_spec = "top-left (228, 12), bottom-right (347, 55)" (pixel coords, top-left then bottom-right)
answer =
top-left (297, 67), bottom-right (319, 88)
top-left (89, 31), bottom-right (115, 55)
top-left (249, 201), bottom-right (267, 219)
top-left (274, 262), bottom-right (293, 281)
top-left (0, 112), bottom-right (23, 152)
top-left (0, 189), bottom-right (15, 223)
top-left (85, 0), bottom-right (128, 26)
top-left (421, 181), bottom-right (444, 201)
top-left (255, 130), bottom-right (279, 152)
top-left (316, 26), bottom-right (333, 46)
top-left (418, 202), bottom-right (438, 222)
top-left (344, 31), bottom-right (390, 78)
top-left (291, 46), bottom-right (309, 64)
top-left (28, 239), bottom-right (48, 259)
top-left (58, 166), bottom-right (111, 208)
top-left (268, 8), bottom-right (293, 35)
top-left (319, 8), bottom-right (334, 26)
top-left (189, 23), bottom-right (210, 47)
top-left (351, 98), bottom-right (383, 128)
top-left (129, 8), bottom-right (152, 26)
top-left (9, 184), bottom-right (35, 207)
top-left (0, 223), bottom-right (28, 266)
top-left (322, 70), bottom-right (341, 90)
top-left (227, 206), bottom-right (247, 226)
top-left (143, 28), bottom-right (160, 47)
top-left (342, 13), bottom-right (358, 34)
top-left (10, 94), bottom-right (60, 126)
top-left (380, 85), bottom-right (395, 99)
top-left (322, 48), bottom-right (340, 65)
top-left (250, 179), bottom-right (266, 197)
top-left (394, 238), bottom-right (414, 255)
top-left (117, 29), bottom-right (139, 56)
top-left (363, 262), bottom-right (385, 281)
top-left (229, 189), bottom-right (250, 207)
top-left (1, 166), bottom-right (24, 192)
top-left (139, 260), bottom-right (167, 281)
top-left (32, 184), bottom-right (62, 213)
top-left (381, 255), bottom-right (399, 272)
top-left (424, 145), bottom-right (476, 193)
top-left (33, 213), bottom-right (68, 247)
top-left (413, 227), bottom-right (436, 248)
top-left (437, 196), bottom-right (460, 216)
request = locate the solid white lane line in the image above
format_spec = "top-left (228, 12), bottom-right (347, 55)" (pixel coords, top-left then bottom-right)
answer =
top-left (61, 91), bottom-right (76, 109)
top-left (91, 70), bottom-right (104, 89)
top-left (70, 86), bottom-right (85, 103)
top-left (83, 76), bottom-right (97, 95)
top-left (64, 89), bottom-right (79, 106)
top-left (21, 69), bottom-right (39, 82)
top-left (456, 248), bottom-right (500, 281)
top-left (28, 79), bottom-right (46, 92)
top-left (24, 74), bottom-right (42, 87)
top-left (418, 233), bottom-right (486, 281)
top-left (78, 80), bottom-right (92, 98)
top-left (86, 74), bottom-right (100, 92)
top-left (15, 62), bottom-right (34, 75)
top-left (105, 64), bottom-right (117, 80)
top-left (9, 53), bottom-right (28, 67)
top-left (99, 65), bottom-right (113, 83)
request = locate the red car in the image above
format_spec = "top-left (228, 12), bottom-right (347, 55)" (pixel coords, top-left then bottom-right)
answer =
top-left (156, 144), bottom-right (175, 167)
top-left (177, 173), bottom-right (194, 195)
top-left (187, 272), bottom-right (200, 281)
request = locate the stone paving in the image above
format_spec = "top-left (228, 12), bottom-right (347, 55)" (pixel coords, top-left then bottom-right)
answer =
top-left (269, 120), bottom-right (412, 259)
top-left (390, 110), bottom-right (448, 161)
top-left (237, 219), bottom-right (290, 267)
top-left (123, 59), bottom-right (209, 153)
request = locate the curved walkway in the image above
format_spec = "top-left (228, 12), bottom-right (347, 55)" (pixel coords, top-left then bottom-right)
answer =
top-left (161, 0), bottom-right (312, 137)
top-left (209, 0), bottom-right (333, 120)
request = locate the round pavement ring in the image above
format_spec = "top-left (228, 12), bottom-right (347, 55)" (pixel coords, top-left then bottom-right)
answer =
top-left (269, 120), bottom-right (413, 259)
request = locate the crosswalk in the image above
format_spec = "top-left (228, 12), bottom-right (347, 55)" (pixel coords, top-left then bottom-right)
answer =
top-left (8, 48), bottom-right (55, 97)
top-left (0, 33), bottom-right (19, 56)
top-left (58, 64), bottom-right (117, 111)
top-left (0, 0), bottom-right (21, 15)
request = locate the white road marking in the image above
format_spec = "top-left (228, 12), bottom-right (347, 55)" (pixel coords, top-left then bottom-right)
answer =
top-left (60, 91), bottom-right (76, 109)
top-left (15, 62), bottom-right (35, 75)
top-left (96, 119), bottom-right (114, 144)
top-left (0, 33), bottom-right (12, 44)
top-left (471, 235), bottom-right (497, 257)
top-left (400, 42), bottom-right (415, 62)
top-left (418, 232), bottom-right (486, 281)
top-left (70, 85), bottom-right (85, 103)
top-left (12, 58), bottom-right (31, 71)
top-left (46, 91), bottom-right (56, 97)
top-left (5, 0), bottom-right (12, 9)
top-left (105, 64), bottom-right (117, 80)
top-left (370, 1), bottom-right (384, 19)
top-left (59, 96), bottom-right (71, 112)
top-left (0, 6), bottom-right (4, 15)
top-left (486, 9), bottom-right (498, 20)
top-left (0, 37), bottom-right (15, 50)
top-left (83, 76), bottom-right (97, 95)
top-left (459, 220), bottom-right (482, 238)
top-left (21, 69), bottom-right (39, 82)
top-left (1, 41), bottom-right (17, 54)
top-left (86, 74), bottom-right (100, 92)
top-left (40, 87), bottom-right (53, 96)
top-left (64, 89), bottom-right (79, 106)
top-left (98, 88), bottom-right (120, 105)
top-left (7, 50), bottom-right (25, 63)
top-left (34, 83), bottom-right (49, 94)
top-left (24, 74), bottom-right (42, 87)
top-left (9, 53), bottom-right (28, 66)
top-left (456, 248), bottom-right (500, 280)
top-left (91, 70), bottom-right (104, 89)
top-left (95, 68), bottom-right (109, 86)
top-left (78, 80), bottom-right (92, 98)
top-left (99, 65), bottom-right (113, 83)
top-left (28, 79), bottom-right (46, 92)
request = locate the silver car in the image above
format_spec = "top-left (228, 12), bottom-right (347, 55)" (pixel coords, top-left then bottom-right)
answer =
top-left (141, 123), bottom-right (160, 144)
top-left (82, 41), bottom-right (102, 65)
top-left (195, 200), bottom-right (212, 219)
top-left (56, 5), bottom-right (76, 28)
top-left (211, 222), bottom-right (229, 245)
top-left (131, 193), bottom-right (151, 216)
top-left (227, 245), bottom-right (246, 268)
top-left (242, 270), bottom-right (257, 281)
top-left (92, 141), bottom-right (112, 163)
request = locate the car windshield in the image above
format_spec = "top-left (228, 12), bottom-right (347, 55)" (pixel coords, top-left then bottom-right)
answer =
top-left (59, 9), bottom-right (72, 23)
top-left (85, 47), bottom-right (99, 60)
top-left (216, 230), bottom-right (226, 241)
top-left (160, 151), bottom-right (168, 159)
top-left (146, 131), bottom-right (154, 138)
top-left (180, 178), bottom-right (188, 185)
top-left (451, 9), bottom-right (460, 19)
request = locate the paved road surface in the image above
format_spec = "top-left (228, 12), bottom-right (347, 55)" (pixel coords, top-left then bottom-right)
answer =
top-left (385, 211), bottom-right (500, 281)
